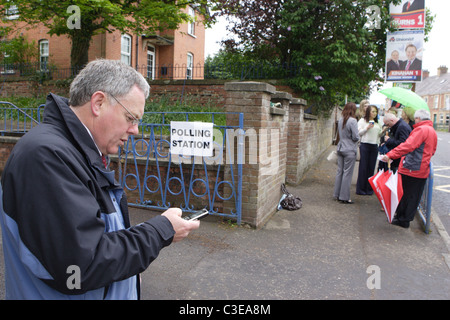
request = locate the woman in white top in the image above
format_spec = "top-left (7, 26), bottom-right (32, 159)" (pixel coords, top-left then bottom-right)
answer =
top-left (356, 105), bottom-right (382, 195)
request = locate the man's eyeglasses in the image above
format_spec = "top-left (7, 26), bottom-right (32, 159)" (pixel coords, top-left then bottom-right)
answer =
top-left (109, 94), bottom-right (140, 126)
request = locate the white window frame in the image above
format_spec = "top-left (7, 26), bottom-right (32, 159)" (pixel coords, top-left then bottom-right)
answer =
top-left (188, 6), bottom-right (195, 36)
top-left (186, 52), bottom-right (193, 79)
top-left (147, 45), bottom-right (155, 80)
top-left (5, 4), bottom-right (19, 20)
top-left (434, 96), bottom-right (439, 109)
top-left (121, 34), bottom-right (132, 66)
top-left (39, 40), bottom-right (49, 71)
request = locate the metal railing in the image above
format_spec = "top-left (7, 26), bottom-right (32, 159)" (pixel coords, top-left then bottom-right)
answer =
top-left (117, 111), bottom-right (244, 224)
top-left (0, 102), bottom-right (43, 135)
top-left (0, 62), bottom-right (302, 81)
top-left (418, 162), bottom-right (434, 234)
top-left (0, 103), bottom-right (244, 223)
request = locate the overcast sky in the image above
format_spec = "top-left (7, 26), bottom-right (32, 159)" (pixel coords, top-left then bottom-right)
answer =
top-left (204, 1), bottom-right (450, 105)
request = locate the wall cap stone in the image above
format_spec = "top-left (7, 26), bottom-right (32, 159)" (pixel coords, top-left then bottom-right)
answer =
top-left (224, 81), bottom-right (276, 94)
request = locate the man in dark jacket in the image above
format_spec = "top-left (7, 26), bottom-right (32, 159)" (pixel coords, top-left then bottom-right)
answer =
top-left (0, 59), bottom-right (200, 299)
top-left (382, 112), bottom-right (412, 172)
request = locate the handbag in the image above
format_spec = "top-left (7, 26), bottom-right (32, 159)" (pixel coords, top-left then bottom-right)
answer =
top-left (327, 150), bottom-right (338, 164)
top-left (278, 184), bottom-right (302, 211)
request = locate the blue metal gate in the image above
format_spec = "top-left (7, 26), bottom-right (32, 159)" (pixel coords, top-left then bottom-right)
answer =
top-left (116, 112), bottom-right (244, 224)
top-left (0, 102), bottom-right (244, 224)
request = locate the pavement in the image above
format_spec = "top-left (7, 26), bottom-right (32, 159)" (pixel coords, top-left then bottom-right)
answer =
top-left (1, 145), bottom-right (450, 300)
top-left (136, 145), bottom-right (450, 300)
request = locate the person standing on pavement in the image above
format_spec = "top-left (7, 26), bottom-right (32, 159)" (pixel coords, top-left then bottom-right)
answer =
top-left (0, 59), bottom-right (200, 299)
top-left (356, 105), bottom-right (382, 195)
top-left (381, 112), bottom-right (412, 172)
top-left (381, 109), bottom-right (437, 228)
top-left (334, 102), bottom-right (359, 204)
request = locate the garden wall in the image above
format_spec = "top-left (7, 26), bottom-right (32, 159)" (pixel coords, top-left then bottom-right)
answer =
top-left (0, 78), bottom-right (335, 227)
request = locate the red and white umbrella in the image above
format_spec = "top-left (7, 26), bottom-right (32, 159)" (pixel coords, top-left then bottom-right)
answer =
top-left (385, 170), bottom-right (403, 222)
top-left (368, 169), bottom-right (403, 223)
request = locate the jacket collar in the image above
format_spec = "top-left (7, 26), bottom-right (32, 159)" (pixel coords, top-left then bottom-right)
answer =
top-left (413, 119), bottom-right (433, 129)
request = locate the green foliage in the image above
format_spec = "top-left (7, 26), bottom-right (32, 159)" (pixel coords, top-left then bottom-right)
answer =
top-left (213, 0), bottom-right (434, 115)
top-left (0, 0), bottom-right (218, 68)
top-left (0, 35), bottom-right (38, 64)
top-left (144, 93), bottom-right (226, 127)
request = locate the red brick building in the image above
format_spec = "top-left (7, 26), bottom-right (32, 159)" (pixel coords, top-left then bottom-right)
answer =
top-left (1, 5), bottom-right (206, 80)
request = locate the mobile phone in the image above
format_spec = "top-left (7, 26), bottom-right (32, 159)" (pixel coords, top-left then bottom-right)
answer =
top-left (369, 120), bottom-right (375, 125)
top-left (183, 208), bottom-right (209, 221)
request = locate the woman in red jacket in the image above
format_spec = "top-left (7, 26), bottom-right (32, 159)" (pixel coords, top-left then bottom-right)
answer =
top-left (381, 109), bottom-right (437, 228)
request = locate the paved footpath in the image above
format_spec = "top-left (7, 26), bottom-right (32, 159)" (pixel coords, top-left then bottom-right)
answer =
top-left (137, 147), bottom-right (450, 300)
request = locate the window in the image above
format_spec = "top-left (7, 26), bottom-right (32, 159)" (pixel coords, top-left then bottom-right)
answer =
top-left (445, 95), bottom-right (450, 111)
top-left (186, 53), bottom-right (193, 79)
top-left (5, 4), bottom-right (19, 20)
top-left (147, 45), bottom-right (155, 80)
top-left (188, 6), bottom-right (195, 36)
top-left (1, 51), bottom-right (15, 74)
top-left (39, 40), bottom-right (49, 71)
top-left (121, 34), bottom-right (132, 66)
top-left (434, 96), bottom-right (439, 109)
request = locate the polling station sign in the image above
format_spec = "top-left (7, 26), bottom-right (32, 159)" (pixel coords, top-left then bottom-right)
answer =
top-left (170, 121), bottom-right (213, 157)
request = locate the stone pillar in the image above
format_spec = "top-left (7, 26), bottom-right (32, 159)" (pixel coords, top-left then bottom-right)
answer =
top-left (286, 97), bottom-right (308, 185)
top-left (224, 82), bottom-right (290, 228)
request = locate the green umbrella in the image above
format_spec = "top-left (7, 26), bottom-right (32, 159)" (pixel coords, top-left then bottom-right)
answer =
top-left (379, 87), bottom-right (429, 120)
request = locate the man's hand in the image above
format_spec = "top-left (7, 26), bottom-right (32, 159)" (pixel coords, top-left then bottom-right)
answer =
top-left (162, 208), bottom-right (200, 242)
top-left (380, 155), bottom-right (391, 163)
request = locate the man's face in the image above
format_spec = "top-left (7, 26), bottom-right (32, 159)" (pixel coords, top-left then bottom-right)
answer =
top-left (391, 51), bottom-right (399, 61)
top-left (405, 46), bottom-right (417, 61)
top-left (95, 85), bottom-right (145, 155)
top-left (384, 118), bottom-right (395, 128)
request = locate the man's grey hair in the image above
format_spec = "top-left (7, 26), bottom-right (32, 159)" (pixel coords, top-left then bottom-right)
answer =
top-left (414, 109), bottom-right (430, 121)
top-left (69, 59), bottom-right (150, 107)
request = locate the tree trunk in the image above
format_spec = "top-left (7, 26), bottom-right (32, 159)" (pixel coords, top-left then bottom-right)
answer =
top-left (70, 31), bottom-right (92, 75)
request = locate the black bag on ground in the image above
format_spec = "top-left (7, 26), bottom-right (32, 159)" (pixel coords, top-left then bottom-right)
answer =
top-left (279, 184), bottom-right (302, 211)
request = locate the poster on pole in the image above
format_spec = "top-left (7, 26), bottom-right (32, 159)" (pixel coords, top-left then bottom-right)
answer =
top-left (385, 30), bottom-right (424, 83)
top-left (170, 121), bottom-right (213, 157)
top-left (390, 0), bottom-right (425, 29)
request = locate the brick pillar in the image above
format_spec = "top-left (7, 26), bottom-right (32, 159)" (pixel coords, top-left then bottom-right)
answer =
top-left (224, 82), bottom-right (290, 228)
top-left (286, 97), bottom-right (308, 185)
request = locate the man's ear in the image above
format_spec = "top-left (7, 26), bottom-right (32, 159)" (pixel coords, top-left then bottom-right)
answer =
top-left (90, 91), bottom-right (108, 117)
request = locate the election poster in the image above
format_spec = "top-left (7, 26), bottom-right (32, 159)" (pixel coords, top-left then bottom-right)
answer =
top-left (170, 121), bottom-right (214, 157)
top-left (390, 0), bottom-right (425, 29)
top-left (385, 30), bottom-right (424, 82)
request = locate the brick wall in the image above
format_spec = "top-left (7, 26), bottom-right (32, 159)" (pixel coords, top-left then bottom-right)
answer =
top-left (0, 136), bottom-right (19, 176)
top-left (0, 80), bottom-right (334, 228)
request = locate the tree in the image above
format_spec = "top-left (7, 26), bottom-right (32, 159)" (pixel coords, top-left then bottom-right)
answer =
top-left (0, 34), bottom-right (38, 65)
top-left (214, 0), bottom-right (434, 114)
top-left (0, 0), bottom-right (217, 69)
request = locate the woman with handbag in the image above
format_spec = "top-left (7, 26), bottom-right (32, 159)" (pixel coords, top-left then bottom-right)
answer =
top-left (333, 102), bottom-right (360, 204)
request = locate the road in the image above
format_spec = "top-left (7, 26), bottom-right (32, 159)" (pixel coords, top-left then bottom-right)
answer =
top-left (432, 131), bottom-right (450, 236)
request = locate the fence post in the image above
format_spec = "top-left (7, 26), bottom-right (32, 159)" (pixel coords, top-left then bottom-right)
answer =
top-left (418, 162), bottom-right (434, 234)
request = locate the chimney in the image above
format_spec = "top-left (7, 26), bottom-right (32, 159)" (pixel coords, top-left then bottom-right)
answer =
top-left (438, 66), bottom-right (448, 77)
top-left (423, 69), bottom-right (430, 80)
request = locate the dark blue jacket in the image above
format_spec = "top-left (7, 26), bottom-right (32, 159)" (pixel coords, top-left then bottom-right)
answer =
top-left (0, 93), bottom-right (174, 299)
top-left (385, 118), bottom-right (412, 168)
